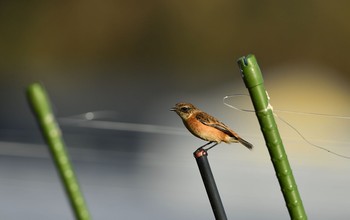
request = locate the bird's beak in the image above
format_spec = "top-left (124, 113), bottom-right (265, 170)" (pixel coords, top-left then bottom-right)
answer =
top-left (170, 107), bottom-right (176, 111)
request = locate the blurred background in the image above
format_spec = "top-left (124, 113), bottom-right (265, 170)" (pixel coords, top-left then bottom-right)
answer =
top-left (0, 1), bottom-right (349, 219)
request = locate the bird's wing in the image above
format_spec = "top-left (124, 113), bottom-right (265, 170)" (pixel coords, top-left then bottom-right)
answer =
top-left (195, 112), bottom-right (239, 139)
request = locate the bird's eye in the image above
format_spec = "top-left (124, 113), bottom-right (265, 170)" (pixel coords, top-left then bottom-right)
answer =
top-left (180, 107), bottom-right (190, 112)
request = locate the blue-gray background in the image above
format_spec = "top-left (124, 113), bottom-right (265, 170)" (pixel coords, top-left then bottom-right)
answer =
top-left (1, 1), bottom-right (349, 219)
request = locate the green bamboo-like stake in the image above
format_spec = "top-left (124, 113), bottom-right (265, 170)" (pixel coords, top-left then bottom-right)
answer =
top-left (237, 55), bottom-right (307, 220)
top-left (27, 83), bottom-right (91, 220)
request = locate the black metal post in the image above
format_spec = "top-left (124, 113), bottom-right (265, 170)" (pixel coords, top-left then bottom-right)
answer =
top-left (194, 148), bottom-right (227, 220)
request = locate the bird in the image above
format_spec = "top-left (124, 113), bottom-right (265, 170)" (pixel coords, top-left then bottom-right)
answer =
top-left (170, 102), bottom-right (253, 151)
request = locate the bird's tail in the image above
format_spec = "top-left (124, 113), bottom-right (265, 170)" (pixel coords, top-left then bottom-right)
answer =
top-left (238, 138), bottom-right (253, 150)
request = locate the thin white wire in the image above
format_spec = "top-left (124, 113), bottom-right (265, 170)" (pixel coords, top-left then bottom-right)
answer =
top-left (224, 95), bottom-right (350, 119)
top-left (223, 95), bottom-right (350, 159)
top-left (58, 110), bottom-right (188, 136)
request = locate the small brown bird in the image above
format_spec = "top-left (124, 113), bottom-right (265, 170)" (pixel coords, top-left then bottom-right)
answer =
top-left (171, 102), bottom-right (253, 151)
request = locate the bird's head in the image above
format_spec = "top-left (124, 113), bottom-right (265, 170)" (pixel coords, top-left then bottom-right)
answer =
top-left (170, 102), bottom-right (198, 120)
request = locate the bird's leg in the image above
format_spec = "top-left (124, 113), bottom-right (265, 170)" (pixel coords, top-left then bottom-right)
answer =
top-left (205, 142), bottom-right (218, 151)
top-left (197, 141), bottom-right (218, 151)
top-left (197, 141), bottom-right (213, 151)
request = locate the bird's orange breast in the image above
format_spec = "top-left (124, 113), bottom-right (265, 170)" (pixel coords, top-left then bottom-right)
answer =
top-left (183, 116), bottom-right (230, 143)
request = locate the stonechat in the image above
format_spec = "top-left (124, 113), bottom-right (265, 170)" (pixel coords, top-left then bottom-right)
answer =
top-left (171, 102), bottom-right (253, 151)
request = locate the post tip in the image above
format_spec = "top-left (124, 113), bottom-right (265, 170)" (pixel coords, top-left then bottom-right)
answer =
top-left (237, 54), bottom-right (256, 69)
top-left (193, 148), bottom-right (208, 158)
top-left (26, 82), bottom-right (52, 117)
top-left (27, 82), bottom-right (44, 96)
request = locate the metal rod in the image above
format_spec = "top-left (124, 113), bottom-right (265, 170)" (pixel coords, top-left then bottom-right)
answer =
top-left (237, 54), bottom-right (307, 220)
top-left (27, 83), bottom-right (91, 220)
top-left (194, 148), bottom-right (227, 220)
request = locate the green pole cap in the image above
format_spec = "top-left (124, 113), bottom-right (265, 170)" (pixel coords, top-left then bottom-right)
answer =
top-left (26, 83), bottom-right (53, 119)
top-left (237, 54), bottom-right (264, 89)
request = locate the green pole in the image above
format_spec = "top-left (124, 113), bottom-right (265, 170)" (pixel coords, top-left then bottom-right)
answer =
top-left (27, 83), bottom-right (91, 220)
top-left (237, 55), bottom-right (307, 220)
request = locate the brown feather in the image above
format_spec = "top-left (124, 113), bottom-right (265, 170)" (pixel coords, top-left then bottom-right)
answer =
top-left (195, 112), bottom-right (239, 140)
